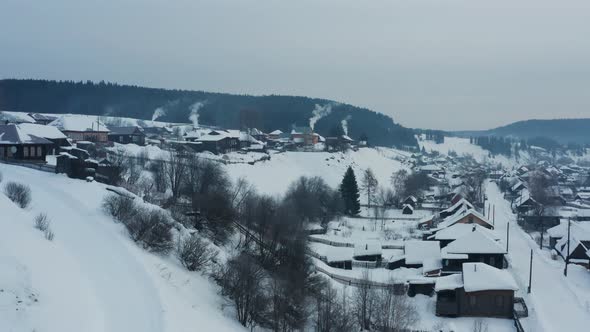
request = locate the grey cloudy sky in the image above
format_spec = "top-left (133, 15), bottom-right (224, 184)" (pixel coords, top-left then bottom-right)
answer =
top-left (1, 0), bottom-right (589, 130)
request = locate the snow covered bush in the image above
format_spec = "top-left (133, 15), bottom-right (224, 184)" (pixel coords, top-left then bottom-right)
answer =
top-left (34, 213), bottom-right (55, 241)
top-left (102, 194), bottom-right (137, 222)
top-left (176, 235), bottom-right (218, 271)
top-left (3, 181), bottom-right (31, 208)
top-left (125, 207), bottom-right (174, 254)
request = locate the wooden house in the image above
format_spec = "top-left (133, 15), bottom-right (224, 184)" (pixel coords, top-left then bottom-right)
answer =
top-left (437, 208), bottom-right (494, 230)
top-left (435, 263), bottom-right (518, 318)
top-left (441, 228), bottom-right (506, 272)
top-left (17, 123), bottom-right (70, 155)
top-left (187, 130), bottom-right (239, 154)
top-left (49, 115), bottom-right (109, 143)
top-left (290, 127), bottom-right (318, 146)
top-left (108, 126), bottom-right (146, 145)
top-left (402, 204), bottom-right (414, 215)
top-left (439, 198), bottom-right (474, 219)
top-left (0, 124), bottom-right (53, 162)
top-left (28, 113), bottom-right (57, 125)
top-left (555, 231), bottom-right (590, 268)
top-left (428, 223), bottom-right (501, 248)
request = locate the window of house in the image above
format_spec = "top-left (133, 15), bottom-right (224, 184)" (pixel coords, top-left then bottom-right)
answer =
top-left (23, 146), bottom-right (29, 157)
top-left (496, 296), bottom-right (504, 307)
top-left (469, 295), bottom-right (477, 306)
top-left (119, 136), bottom-right (124, 142)
top-left (0, 147), bottom-right (4, 157)
top-left (490, 256), bottom-right (496, 266)
top-left (37, 147), bottom-right (42, 156)
top-left (30, 146), bottom-right (36, 157)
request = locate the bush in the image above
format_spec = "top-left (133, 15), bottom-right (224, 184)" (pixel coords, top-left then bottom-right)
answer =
top-left (4, 182), bottom-right (31, 208)
top-left (102, 194), bottom-right (136, 222)
top-left (34, 213), bottom-right (54, 241)
top-left (176, 235), bottom-right (218, 271)
top-left (124, 207), bottom-right (174, 254)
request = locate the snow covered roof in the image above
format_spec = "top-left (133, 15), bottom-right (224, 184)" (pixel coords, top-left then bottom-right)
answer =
top-left (435, 274), bottom-right (463, 291)
top-left (325, 247), bottom-right (352, 263)
top-left (422, 258), bottom-right (442, 274)
top-left (404, 240), bottom-right (440, 265)
top-left (18, 123), bottom-right (67, 140)
top-left (269, 129), bottom-right (283, 135)
top-left (511, 181), bottom-right (525, 192)
top-left (419, 164), bottom-right (443, 172)
top-left (437, 208), bottom-right (492, 229)
top-left (49, 115), bottom-right (110, 133)
top-left (291, 127), bottom-right (312, 135)
top-left (462, 263), bottom-right (518, 292)
top-left (0, 124), bottom-right (54, 145)
top-left (353, 240), bottom-right (382, 257)
top-left (445, 228), bottom-right (505, 254)
top-left (556, 232), bottom-right (590, 257)
top-left (440, 198), bottom-right (474, 215)
top-left (429, 223), bottom-right (500, 241)
top-left (402, 204), bottom-right (414, 211)
top-left (0, 111), bottom-right (35, 124)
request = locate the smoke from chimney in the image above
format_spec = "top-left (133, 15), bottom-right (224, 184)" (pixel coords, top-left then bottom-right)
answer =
top-left (341, 115), bottom-right (352, 136)
top-left (189, 101), bottom-right (206, 128)
top-left (309, 103), bottom-right (334, 130)
top-left (151, 107), bottom-right (166, 121)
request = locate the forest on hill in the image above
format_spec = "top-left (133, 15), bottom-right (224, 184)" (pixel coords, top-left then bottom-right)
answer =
top-left (0, 79), bottom-right (417, 148)
top-left (457, 118), bottom-right (590, 145)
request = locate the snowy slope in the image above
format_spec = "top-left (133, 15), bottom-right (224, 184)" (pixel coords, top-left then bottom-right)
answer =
top-left (418, 136), bottom-right (518, 168)
top-left (0, 164), bottom-right (244, 332)
top-left (226, 148), bottom-right (408, 196)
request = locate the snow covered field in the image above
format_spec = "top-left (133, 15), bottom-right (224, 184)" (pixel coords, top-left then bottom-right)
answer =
top-left (0, 164), bottom-right (244, 332)
top-left (418, 136), bottom-right (518, 168)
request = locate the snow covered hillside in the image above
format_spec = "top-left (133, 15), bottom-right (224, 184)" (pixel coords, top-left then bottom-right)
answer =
top-left (418, 136), bottom-right (518, 168)
top-left (0, 164), bottom-right (244, 332)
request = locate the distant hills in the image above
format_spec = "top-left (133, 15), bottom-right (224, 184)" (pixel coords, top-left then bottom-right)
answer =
top-left (456, 118), bottom-right (590, 145)
top-left (0, 79), bottom-right (417, 148)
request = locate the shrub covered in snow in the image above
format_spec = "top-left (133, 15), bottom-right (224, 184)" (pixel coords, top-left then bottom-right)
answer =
top-left (176, 235), bottom-right (218, 271)
top-left (34, 213), bottom-right (55, 241)
top-left (3, 181), bottom-right (31, 208)
top-left (102, 194), bottom-right (136, 222)
top-left (125, 207), bottom-right (174, 254)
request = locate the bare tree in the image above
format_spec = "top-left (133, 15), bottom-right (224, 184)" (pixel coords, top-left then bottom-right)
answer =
top-left (373, 282), bottom-right (418, 331)
top-left (164, 150), bottom-right (187, 200)
top-left (314, 282), bottom-right (355, 332)
top-left (352, 270), bottom-right (377, 330)
top-left (361, 168), bottom-right (379, 208)
top-left (34, 213), bottom-right (55, 241)
top-left (217, 253), bottom-right (268, 330)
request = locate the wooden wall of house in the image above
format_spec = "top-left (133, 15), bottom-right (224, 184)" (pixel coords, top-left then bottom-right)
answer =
top-left (0, 144), bottom-right (48, 161)
top-left (457, 288), bottom-right (514, 318)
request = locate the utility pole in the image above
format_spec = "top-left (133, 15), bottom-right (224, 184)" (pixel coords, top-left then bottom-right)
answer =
top-left (493, 205), bottom-right (495, 226)
top-left (564, 217), bottom-right (571, 277)
top-left (506, 221), bottom-right (510, 253)
top-left (528, 249), bottom-right (533, 293)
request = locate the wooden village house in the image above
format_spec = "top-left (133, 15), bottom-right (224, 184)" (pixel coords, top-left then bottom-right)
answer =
top-left (0, 124), bottom-right (53, 162)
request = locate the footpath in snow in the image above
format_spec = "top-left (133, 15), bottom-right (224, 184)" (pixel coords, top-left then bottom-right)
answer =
top-left (486, 181), bottom-right (590, 332)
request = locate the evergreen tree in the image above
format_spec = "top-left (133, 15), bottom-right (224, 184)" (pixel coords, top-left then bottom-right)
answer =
top-left (340, 166), bottom-right (361, 216)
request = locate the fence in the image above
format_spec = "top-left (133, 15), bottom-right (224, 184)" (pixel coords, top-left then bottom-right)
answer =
top-left (308, 236), bottom-right (404, 249)
top-left (0, 159), bottom-right (55, 173)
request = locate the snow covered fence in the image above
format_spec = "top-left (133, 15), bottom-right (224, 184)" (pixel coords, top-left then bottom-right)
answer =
top-left (0, 159), bottom-right (55, 173)
top-left (308, 236), bottom-right (404, 249)
top-left (315, 265), bottom-right (406, 291)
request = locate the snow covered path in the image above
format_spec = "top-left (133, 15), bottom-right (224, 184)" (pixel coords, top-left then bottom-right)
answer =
top-left (486, 181), bottom-right (590, 332)
top-left (1, 165), bottom-right (165, 332)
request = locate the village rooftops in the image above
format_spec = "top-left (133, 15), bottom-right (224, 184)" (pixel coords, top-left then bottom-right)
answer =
top-left (0, 124), bottom-right (53, 145)
top-left (269, 129), bottom-right (283, 135)
top-left (462, 263), bottom-right (518, 292)
top-left (445, 228), bottom-right (505, 255)
top-left (18, 123), bottom-right (67, 140)
top-left (107, 126), bottom-right (144, 135)
top-left (49, 115), bottom-right (109, 133)
top-left (290, 127), bottom-right (313, 135)
top-left (429, 223), bottom-right (501, 241)
top-left (404, 240), bottom-right (440, 265)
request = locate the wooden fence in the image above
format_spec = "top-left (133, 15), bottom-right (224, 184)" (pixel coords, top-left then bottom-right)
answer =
top-left (308, 236), bottom-right (404, 249)
top-left (0, 159), bottom-right (55, 173)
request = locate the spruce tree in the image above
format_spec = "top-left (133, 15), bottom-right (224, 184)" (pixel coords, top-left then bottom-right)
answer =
top-left (340, 166), bottom-right (361, 216)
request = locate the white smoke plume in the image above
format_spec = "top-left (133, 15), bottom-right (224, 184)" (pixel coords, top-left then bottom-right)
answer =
top-left (189, 101), bottom-right (206, 128)
top-left (152, 107), bottom-right (167, 121)
top-left (309, 103), bottom-right (334, 130)
top-left (341, 115), bottom-right (352, 136)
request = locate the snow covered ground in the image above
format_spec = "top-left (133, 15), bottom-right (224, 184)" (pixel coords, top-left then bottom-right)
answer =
top-left (418, 136), bottom-right (518, 168)
top-left (486, 180), bottom-right (590, 332)
top-left (0, 164), bottom-right (244, 332)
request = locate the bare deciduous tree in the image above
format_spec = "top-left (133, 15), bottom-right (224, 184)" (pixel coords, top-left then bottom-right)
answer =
top-left (373, 282), bottom-right (418, 331)
top-left (164, 150), bottom-right (187, 200)
top-left (352, 270), bottom-right (377, 330)
top-left (361, 168), bottom-right (379, 208)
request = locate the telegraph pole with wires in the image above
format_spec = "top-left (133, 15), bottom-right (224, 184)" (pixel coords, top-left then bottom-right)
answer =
top-left (564, 216), bottom-right (571, 277)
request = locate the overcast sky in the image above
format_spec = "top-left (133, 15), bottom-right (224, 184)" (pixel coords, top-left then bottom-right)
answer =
top-left (1, 0), bottom-right (589, 130)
